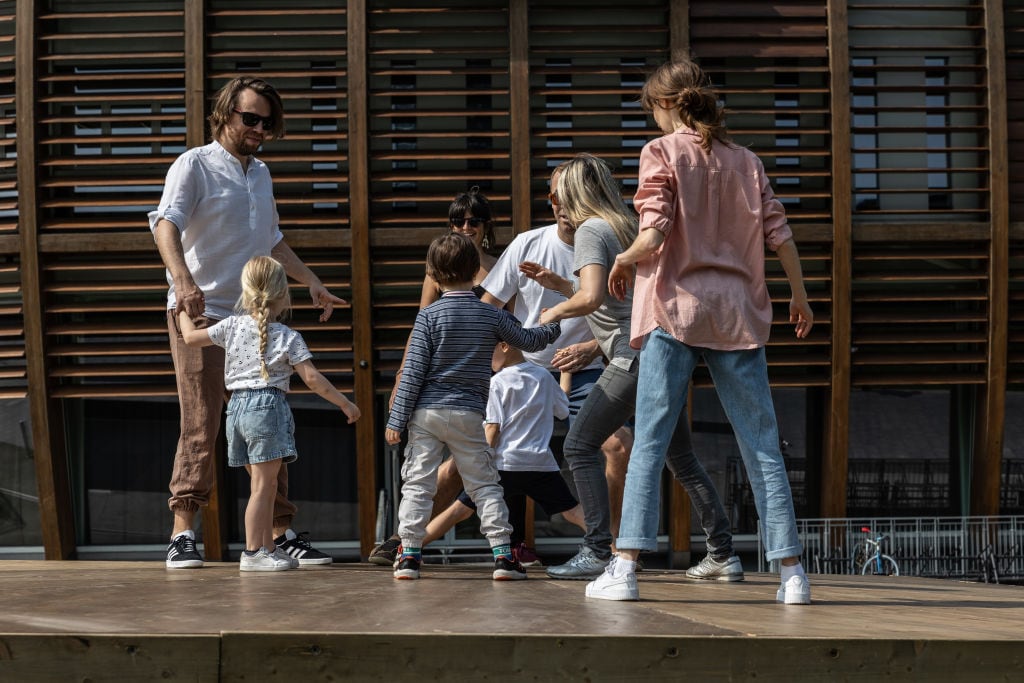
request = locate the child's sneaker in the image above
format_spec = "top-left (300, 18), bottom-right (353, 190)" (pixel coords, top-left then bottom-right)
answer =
top-left (776, 574), bottom-right (811, 604)
top-left (512, 542), bottom-right (542, 567)
top-left (686, 554), bottom-right (744, 582)
top-left (493, 555), bottom-right (527, 581)
top-left (393, 555), bottom-right (421, 580)
top-left (165, 531), bottom-right (203, 569)
top-left (585, 557), bottom-right (639, 601)
top-left (272, 545), bottom-right (300, 569)
top-left (240, 547), bottom-right (292, 572)
top-left (273, 529), bottom-right (332, 565)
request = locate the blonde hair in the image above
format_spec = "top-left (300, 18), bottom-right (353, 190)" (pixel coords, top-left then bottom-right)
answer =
top-left (640, 58), bottom-right (729, 153)
top-left (555, 153), bottom-right (637, 250)
top-left (237, 256), bottom-right (291, 380)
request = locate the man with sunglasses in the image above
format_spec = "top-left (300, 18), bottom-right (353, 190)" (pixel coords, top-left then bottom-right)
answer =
top-left (150, 76), bottom-right (345, 569)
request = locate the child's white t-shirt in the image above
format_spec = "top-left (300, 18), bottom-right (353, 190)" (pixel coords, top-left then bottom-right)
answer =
top-left (206, 315), bottom-right (313, 392)
top-left (485, 361), bottom-right (570, 471)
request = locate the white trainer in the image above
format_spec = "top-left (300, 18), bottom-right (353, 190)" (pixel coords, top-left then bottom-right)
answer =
top-left (240, 547), bottom-right (292, 572)
top-left (584, 558), bottom-right (639, 601)
top-left (776, 574), bottom-right (811, 604)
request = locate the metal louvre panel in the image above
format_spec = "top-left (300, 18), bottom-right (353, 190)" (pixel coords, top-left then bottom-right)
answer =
top-left (0, 0), bottom-right (15, 236)
top-left (1007, 0), bottom-right (1024, 386)
top-left (206, 1), bottom-right (354, 397)
top-left (848, 1), bottom-right (988, 220)
top-left (367, 2), bottom-right (511, 390)
top-left (0, 255), bottom-right (25, 397)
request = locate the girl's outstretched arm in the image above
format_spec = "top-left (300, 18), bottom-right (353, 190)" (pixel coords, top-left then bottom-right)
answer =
top-left (177, 310), bottom-right (214, 347)
top-left (294, 360), bottom-right (361, 423)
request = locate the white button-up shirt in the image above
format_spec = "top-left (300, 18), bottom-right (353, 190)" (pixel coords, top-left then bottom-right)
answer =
top-left (148, 140), bottom-right (284, 319)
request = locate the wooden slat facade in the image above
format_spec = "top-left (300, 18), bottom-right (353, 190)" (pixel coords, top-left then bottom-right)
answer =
top-left (0, 0), bottom-right (1016, 558)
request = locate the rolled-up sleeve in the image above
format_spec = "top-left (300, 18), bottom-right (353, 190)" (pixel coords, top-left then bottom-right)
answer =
top-left (634, 142), bottom-right (677, 235)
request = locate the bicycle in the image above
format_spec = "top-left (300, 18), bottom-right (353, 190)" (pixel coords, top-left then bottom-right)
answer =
top-left (854, 527), bottom-right (900, 576)
top-left (978, 544), bottom-right (999, 584)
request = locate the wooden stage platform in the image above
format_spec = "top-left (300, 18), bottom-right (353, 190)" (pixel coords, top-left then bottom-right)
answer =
top-left (1, 559), bottom-right (1021, 681)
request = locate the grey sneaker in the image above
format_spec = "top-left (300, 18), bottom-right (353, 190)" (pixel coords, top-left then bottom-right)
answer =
top-left (240, 547), bottom-right (292, 572)
top-left (273, 545), bottom-right (300, 569)
top-left (686, 554), bottom-right (744, 582)
top-left (545, 546), bottom-right (609, 580)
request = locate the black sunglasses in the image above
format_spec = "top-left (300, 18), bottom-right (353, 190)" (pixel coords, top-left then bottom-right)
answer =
top-left (454, 217), bottom-right (485, 228)
top-left (233, 109), bottom-right (275, 130)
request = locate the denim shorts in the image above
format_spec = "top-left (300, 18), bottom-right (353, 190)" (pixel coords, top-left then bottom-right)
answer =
top-left (225, 388), bottom-right (298, 467)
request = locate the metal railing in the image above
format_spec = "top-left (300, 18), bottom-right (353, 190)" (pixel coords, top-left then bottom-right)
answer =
top-left (758, 516), bottom-right (1024, 583)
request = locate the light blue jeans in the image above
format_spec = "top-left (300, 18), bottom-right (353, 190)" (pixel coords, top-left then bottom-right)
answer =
top-left (617, 327), bottom-right (802, 562)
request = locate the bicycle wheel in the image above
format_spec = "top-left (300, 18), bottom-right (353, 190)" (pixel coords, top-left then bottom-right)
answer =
top-left (861, 555), bottom-right (899, 576)
top-left (851, 542), bottom-right (868, 574)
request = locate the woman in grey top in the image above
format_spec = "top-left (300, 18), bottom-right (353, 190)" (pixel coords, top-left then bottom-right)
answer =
top-left (523, 153), bottom-right (740, 581)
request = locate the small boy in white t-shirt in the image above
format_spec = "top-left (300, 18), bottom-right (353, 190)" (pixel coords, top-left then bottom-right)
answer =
top-left (414, 340), bottom-right (586, 555)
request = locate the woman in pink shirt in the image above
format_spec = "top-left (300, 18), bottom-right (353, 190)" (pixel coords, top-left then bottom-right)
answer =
top-left (587, 58), bottom-right (814, 604)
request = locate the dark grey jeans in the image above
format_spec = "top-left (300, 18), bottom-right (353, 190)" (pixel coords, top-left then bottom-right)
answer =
top-left (562, 357), bottom-right (733, 561)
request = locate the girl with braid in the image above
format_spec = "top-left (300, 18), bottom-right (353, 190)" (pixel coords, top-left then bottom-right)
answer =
top-left (179, 255), bottom-right (360, 572)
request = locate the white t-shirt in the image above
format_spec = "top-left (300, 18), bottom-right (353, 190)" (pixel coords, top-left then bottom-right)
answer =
top-left (207, 315), bottom-right (313, 392)
top-left (481, 223), bottom-right (603, 371)
top-left (485, 361), bottom-right (570, 471)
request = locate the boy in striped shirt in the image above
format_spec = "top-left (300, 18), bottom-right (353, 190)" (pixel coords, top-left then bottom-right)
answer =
top-left (385, 233), bottom-right (561, 580)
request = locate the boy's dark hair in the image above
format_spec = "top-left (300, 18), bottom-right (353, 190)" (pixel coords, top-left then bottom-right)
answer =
top-left (426, 233), bottom-right (480, 287)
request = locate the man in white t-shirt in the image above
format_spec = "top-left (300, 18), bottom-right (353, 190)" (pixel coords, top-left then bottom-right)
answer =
top-left (479, 165), bottom-right (633, 555)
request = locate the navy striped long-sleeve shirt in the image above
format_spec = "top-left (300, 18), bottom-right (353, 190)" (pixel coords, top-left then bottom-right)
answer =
top-left (386, 290), bottom-right (561, 433)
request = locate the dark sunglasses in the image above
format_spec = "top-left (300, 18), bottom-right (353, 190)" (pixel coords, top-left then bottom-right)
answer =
top-left (233, 109), bottom-right (275, 130)
top-left (454, 217), bottom-right (485, 228)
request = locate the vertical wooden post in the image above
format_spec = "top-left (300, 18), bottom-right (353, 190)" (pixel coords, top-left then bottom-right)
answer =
top-left (17, 0), bottom-right (76, 559)
top-left (347, 0), bottom-right (377, 558)
top-left (667, 0), bottom-right (691, 566)
top-left (823, 0), bottom-right (852, 518)
top-left (508, 0), bottom-right (530, 236)
top-left (972, 0), bottom-right (1009, 514)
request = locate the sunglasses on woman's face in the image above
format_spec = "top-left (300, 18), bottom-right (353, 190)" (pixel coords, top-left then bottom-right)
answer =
top-left (548, 191), bottom-right (559, 206)
top-left (454, 217), bottom-right (485, 228)
top-left (233, 109), bottom-right (275, 130)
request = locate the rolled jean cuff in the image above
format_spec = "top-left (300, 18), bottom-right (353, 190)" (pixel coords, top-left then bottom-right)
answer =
top-left (764, 544), bottom-right (803, 562)
top-left (613, 536), bottom-right (658, 552)
top-left (169, 500), bottom-right (201, 514)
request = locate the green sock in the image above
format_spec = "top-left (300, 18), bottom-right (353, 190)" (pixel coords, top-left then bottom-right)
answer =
top-left (401, 547), bottom-right (421, 559)
top-left (492, 544), bottom-right (511, 559)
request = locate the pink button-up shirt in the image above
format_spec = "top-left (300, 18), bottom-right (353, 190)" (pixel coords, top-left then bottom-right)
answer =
top-left (630, 127), bottom-right (793, 351)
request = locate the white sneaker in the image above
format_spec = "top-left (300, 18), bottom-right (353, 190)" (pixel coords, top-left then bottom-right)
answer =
top-left (776, 574), bottom-right (811, 604)
top-left (273, 545), bottom-right (300, 569)
top-left (240, 547), bottom-right (292, 572)
top-left (584, 558), bottom-right (639, 601)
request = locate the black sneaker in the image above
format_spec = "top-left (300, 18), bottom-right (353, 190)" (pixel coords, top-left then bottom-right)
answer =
top-left (368, 537), bottom-right (401, 566)
top-left (393, 555), bottom-right (421, 580)
top-left (493, 555), bottom-right (527, 581)
top-left (273, 530), bottom-right (332, 566)
top-left (166, 533), bottom-right (203, 569)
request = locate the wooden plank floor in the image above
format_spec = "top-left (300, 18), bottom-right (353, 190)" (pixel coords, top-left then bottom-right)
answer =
top-left (1, 560), bottom-right (1022, 681)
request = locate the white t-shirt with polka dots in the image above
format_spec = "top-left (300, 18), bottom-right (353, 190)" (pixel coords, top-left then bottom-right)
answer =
top-left (207, 315), bottom-right (313, 392)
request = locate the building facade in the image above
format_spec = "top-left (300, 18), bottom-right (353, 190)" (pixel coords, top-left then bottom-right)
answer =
top-left (0, 0), bottom-right (1020, 560)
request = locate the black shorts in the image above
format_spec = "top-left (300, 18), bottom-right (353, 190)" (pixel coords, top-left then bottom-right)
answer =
top-left (457, 470), bottom-right (577, 515)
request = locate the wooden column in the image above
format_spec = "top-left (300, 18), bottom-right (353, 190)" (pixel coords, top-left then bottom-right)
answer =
top-left (822, 0), bottom-right (852, 518)
top-left (17, 0), bottom-right (75, 559)
top-left (508, 0), bottom-right (530, 236)
top-left (667, 0), bottom-right (691, 565)
top-left (972, 0), bottom-right (1009, 514)
top-left (347, 0), bottom-right (377, 558)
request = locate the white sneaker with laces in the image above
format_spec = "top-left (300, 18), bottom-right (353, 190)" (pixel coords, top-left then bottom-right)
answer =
top-left (584, 557), bottom-right (639, 601)
top-left (239, 547), bottom-right (292, 572)
top-left (776, 574), bottom-right (811, 604)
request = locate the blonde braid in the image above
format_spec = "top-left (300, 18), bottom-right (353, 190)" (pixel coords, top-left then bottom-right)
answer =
top-left (254, 294), bottom-right (271, 381)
